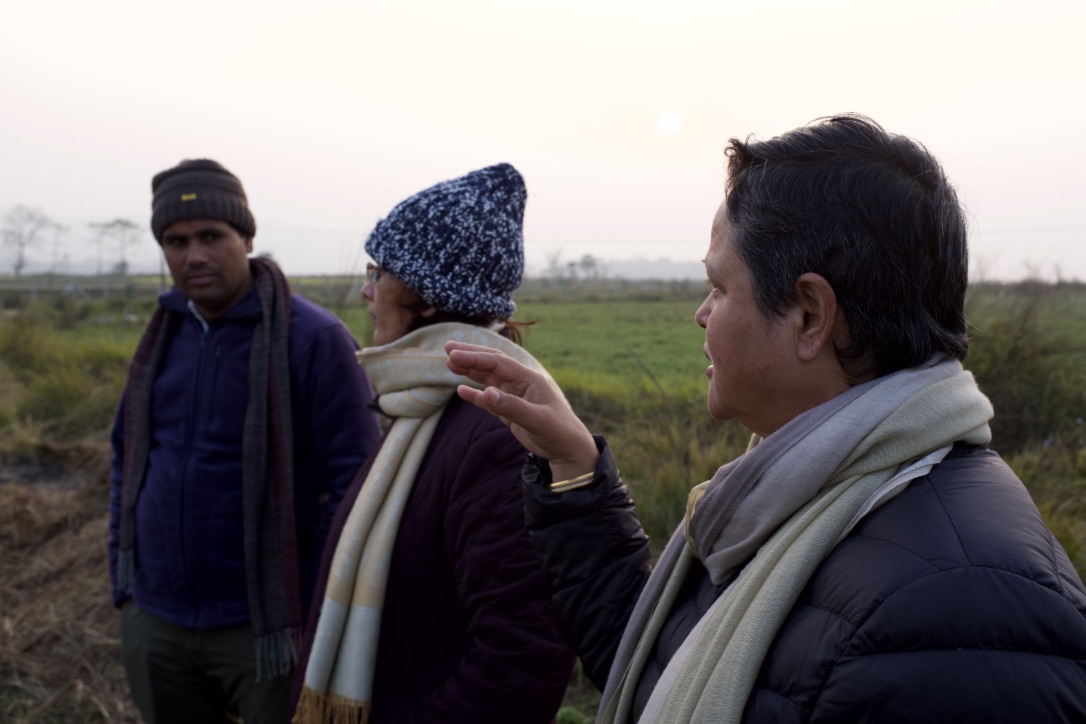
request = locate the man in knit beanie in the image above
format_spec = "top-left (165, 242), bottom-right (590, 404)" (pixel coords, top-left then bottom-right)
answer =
top-left (145, 159), bottom-right (260, 320)
top-left (108, 159), bottom-right (381, 723)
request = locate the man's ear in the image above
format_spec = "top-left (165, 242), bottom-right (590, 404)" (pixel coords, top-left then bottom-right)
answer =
top-left (792, 272), bottom-right (839, 363)
top-left (419, 305), bottom-right (439, 319)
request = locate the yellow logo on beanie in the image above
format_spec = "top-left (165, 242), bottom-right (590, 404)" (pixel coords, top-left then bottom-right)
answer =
top-left (181, 193), bottom-right (197, 201)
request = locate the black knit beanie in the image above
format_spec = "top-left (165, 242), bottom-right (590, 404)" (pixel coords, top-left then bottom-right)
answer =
top-left (150, 159), bottom-right (256, 242)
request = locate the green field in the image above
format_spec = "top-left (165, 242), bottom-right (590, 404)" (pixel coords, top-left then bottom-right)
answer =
top-left (1, 278), bottom-right (1084, 723)
top-left (518, 299), bottom-right (708, 392)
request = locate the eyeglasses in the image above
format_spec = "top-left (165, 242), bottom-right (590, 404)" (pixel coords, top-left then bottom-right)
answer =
top-left (365, 263), bottom-right (383, 285)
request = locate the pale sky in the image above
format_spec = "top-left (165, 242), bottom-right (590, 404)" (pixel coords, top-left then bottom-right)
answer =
top-left (2, 0), bottom-right (1084, 281)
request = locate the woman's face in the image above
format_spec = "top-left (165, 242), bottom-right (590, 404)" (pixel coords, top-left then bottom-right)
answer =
top-left (361, 264), bottom-right (435, 346)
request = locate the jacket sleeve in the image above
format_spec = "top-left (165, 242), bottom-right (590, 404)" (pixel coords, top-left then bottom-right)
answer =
top-left (522, 436), bottom-right (653, 690)
top-left (107, 394), bottom-right (128, 608)
top-left (292, 321), bottom-right (381, 541)
top-left (408, 423), bottom-right (576, 722)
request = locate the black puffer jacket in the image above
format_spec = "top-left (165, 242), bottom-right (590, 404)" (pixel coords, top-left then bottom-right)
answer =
top-left (524, 441), bottom-right (1086, 722)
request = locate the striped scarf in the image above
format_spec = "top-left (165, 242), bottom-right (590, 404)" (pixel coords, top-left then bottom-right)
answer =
top-left (293, 322), bottom-right (551, 724)
top-left (117, 256), bottom-right (300, 681)
top-left (599, 357), bottom-right (994, 723)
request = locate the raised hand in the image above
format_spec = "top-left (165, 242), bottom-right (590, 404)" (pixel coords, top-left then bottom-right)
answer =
top-left (445, 340), bottom-right (599, 480)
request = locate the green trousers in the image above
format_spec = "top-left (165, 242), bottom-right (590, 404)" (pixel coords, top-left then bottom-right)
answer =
top-left (121, 602), bottom-right (291, 724)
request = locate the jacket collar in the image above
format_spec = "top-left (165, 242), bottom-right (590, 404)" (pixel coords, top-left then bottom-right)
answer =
top-left (158, 285), bottom-right (263, 323)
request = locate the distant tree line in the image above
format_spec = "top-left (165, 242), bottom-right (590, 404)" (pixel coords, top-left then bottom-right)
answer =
top-left (1, 205), bottom-right (143, 279)
top-left (543, 251), bottom-right (607, 281)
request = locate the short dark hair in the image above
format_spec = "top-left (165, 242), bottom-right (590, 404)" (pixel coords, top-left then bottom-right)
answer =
top-left (724, 113), bottom-right (969, 380)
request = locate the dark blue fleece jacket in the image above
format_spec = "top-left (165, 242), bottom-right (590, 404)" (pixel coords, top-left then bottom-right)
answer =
top-left (108, 287), bottom-right (380, 629)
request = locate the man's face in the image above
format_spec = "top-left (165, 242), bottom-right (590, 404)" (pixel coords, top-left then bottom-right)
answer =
top-left (160, 219), bottom-right (253, 321)
top-left (694, 204), bottom-right (799, 437)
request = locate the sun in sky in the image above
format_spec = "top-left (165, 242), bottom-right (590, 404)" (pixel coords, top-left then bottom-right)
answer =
top-left (657, 111), bottom-right (682, 135)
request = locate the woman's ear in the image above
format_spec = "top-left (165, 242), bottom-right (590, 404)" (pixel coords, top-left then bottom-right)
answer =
top-left (419, 305), bottom-right (439, 319)
top-left (792, 272), bottom-right (839, 363)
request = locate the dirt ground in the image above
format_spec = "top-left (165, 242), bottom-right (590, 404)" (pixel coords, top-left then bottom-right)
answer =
top-left (0, 446), bottom-right (597, 723)
top-left (0, 452), bottom-right (141, 723)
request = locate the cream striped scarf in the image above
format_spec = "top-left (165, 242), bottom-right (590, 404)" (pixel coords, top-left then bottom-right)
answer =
top-left (294, 322), bottom-right (549, 724)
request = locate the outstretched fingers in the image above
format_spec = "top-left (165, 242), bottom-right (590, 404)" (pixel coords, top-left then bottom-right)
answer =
top-left (454, 383), bottom-right (538, 433)
top-left (445, 341), bottom-right (533, 394)
top-left (445, 341), bottom-right (557, 420)
top-left (445, 341), bottom-right (598, 472)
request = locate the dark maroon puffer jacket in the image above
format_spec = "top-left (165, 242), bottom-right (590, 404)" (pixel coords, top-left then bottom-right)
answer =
top-left (525, 442), bottom-right (1086, 723)
top-left (293, 396), bottom-right (575, 723)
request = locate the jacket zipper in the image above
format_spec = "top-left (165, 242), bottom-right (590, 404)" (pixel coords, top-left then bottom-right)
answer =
top-left (178, 320), bottom-right (210, 625)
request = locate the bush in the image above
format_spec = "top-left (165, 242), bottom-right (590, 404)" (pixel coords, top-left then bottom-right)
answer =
top-left (965, 283), bottom-right (1086, 454)
top-left (0, 311), bottom-right (132, 463)
top-left (1006, 419), bottom-right (1086, 574)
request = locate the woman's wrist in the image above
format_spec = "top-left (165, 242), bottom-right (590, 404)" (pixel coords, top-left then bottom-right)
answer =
top-left (548, 470), bottom-right (596, 493)
top-left (548, 435), bottom-right (600, 485)
top-left (549, 460), bottom-right (597, 481)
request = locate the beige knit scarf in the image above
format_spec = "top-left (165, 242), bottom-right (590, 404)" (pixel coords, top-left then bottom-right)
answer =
top-left (293, 322), bottom-right (550, 724)
top-left (599, 357), bottom-right (994, 724)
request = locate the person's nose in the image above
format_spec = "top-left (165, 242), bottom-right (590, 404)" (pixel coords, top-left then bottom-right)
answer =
top-left (361, 281), bottom-right (375, 301)
top-left (186, 241), bottom-right (209, 266)
top-left (695, 295), bottom-right (712, 329)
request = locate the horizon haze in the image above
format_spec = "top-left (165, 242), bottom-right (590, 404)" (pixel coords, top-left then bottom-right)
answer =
top-left (3, 0), bottom-right (1084, 284)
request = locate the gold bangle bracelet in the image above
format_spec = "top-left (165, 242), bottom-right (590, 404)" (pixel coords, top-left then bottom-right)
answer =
top-left (548, 471), bottom-right (595, 493)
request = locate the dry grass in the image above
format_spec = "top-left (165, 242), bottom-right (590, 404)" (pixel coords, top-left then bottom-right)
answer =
top-left (0, 452), bottom-right (140, 723)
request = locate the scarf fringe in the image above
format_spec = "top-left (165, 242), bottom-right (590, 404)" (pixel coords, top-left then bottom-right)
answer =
top-left (293, 686), bottom-right (371, 724)
top-left (255, 627), bottom-right (297, 682)
top-left (117, 550), bottom-right (135, 593)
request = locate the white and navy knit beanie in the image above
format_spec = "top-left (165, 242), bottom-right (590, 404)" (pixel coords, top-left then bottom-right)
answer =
top-left (365, 163), bottom-right (526, 320)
